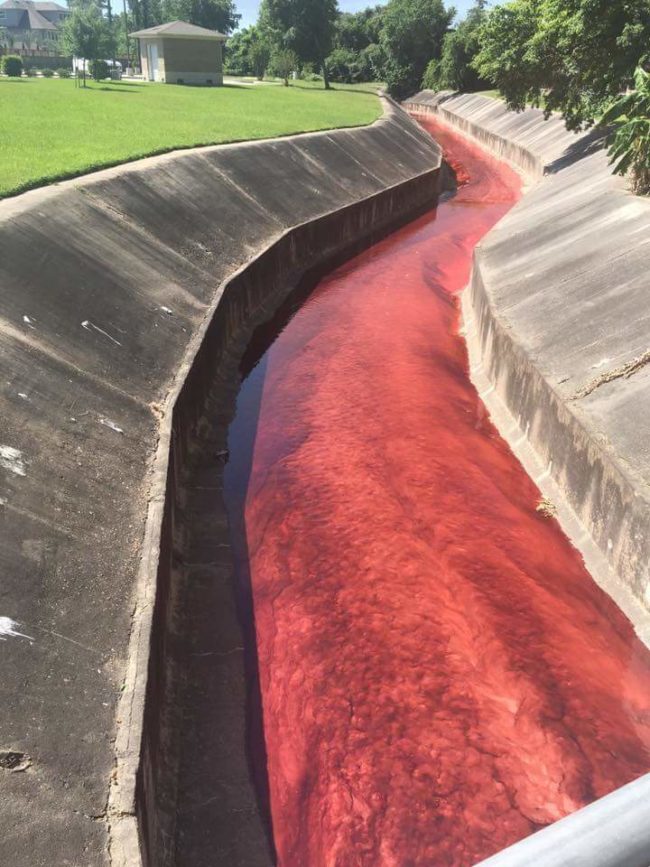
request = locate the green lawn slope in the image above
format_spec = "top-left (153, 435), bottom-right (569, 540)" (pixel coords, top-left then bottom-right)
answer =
top-left (0, 78), bottom-right (382, 198)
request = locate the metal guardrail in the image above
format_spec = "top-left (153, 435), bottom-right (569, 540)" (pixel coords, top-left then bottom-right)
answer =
top-left (475, 773), bottom-right (650, 867)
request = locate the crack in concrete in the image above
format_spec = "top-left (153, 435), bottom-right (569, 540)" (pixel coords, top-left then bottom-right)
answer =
top-left (573, 348), bottom-right (650, 399)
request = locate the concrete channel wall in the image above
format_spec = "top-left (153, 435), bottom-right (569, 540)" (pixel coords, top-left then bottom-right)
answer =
top-left (406, 91), bottom-right (650, 627)
top-left (0, 99), bottom-right (442, 867)
top-left (405, 90), bottom-right (650, 867)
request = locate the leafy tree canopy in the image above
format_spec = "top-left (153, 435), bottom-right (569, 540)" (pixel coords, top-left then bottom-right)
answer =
top-left (163, 0), bottom-right (239, 32)
top-left (325, 4), bottom-right (385, 83)
top-left (425, 0), bottom-right (488, 92)
top-left (63, 2), bottom-right (114, 82)
top-left (128, 0), bottom-right (239, 33)
top-left (602, 65), bottom-right (650, 194)
top-left (380, 0), bottom-right (455, 100)
top-left (259, 0), bottom-right (338, 87)
top-left (268, 46), bottom-right (299, 84)
top-left (335, 6), bottom-right (384, 52)
top-left (474, 0), bottom-right (650, 129)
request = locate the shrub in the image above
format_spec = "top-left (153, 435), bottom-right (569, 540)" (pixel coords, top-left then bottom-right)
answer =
top-left (602, 66), bottom-right (650, 195)
top-left (56, 67), bottom-right (72, 78)
top-left (269, 49), bottom-right (299, 86)
top-left (41, 68), bottom-right (55, 78)
top-left (89, 59), bottom-right (109, 81)
top-left (326, 47), bottom-right (361, 83)
top-left (1, 54), bottom-right (23, 77)
top-left (24, 66), bottom-right (37, 77)
top-left (326, 46), bottom-right (376, 84)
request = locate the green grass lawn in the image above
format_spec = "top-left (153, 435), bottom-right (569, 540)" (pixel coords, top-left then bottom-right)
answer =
top-left (0, 77), bottom-right (382, 198)
top-left (475, 89), bottom-right (503, 100)
top-left (476, 88), bottom-right (551, 111)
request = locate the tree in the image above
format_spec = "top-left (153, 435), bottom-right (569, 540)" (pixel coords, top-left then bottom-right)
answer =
top-left (163, 0), bottom-right (240, 33)
top-left (224, 25), bottom-right (271, 76)
top-left (601, 65), bottom-right (650, 195)
top-left (335, 6), bottom-right (383, 51)
top-left (473, 0), bottom-right (650, 130)
top-left (380, 0), bottom-right (455, 100)
top-left (127, 0), bottom-right (161, 29)
top-left (327, 46), bottom-right (365, 83)
top-left (249, 38), bottom-right (271, 79)
top-left (325, 5), bottom-right (385, 83)
top-left (62, 2), bottom-right (113, 86)
top-left (472, 1), bottom-right (540, 109)
top-left (224, 28), bottom-right (252, 73)
top-left (269, 46), bottom-right (298, 85)
top-left (363, 41), bottom-right (386, 81)
top-left (260, 0), bottom-right (338, 88)
top-left (426, 0), bottom-right (488, 92)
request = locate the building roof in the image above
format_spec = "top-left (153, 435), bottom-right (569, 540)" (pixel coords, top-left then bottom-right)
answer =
top-left (28, 7), bottom-right (57, 27)
top-left (0, 0), bottom-right (65, 29)
top-left (130, 20), bottom-right (227, 41)
top-left (0, 0), bottom-right (67, 10)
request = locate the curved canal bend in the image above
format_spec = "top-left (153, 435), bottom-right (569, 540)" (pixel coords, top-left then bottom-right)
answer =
top-left (223, 118), bottom-right (650, 866)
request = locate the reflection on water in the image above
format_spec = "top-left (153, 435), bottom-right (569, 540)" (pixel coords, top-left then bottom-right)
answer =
top-left (223, 118), bottom-right (650, 866)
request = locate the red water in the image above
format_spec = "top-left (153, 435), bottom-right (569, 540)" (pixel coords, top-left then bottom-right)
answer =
top-left (224, 117), bottom-right (650, 866)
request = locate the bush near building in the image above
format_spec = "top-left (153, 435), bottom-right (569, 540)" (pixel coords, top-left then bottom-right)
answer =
top-left (1, 54), bottom-right (23, 76)
top-left (89, 59), bottom-right (109, 80)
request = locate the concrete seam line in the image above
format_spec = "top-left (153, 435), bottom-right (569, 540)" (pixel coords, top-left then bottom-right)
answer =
top-left (105, 98), bottom-right (441, 866)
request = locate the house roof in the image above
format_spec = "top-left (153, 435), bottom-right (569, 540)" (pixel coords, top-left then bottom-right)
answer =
top-left (0, 0), bottom-right (67, 10)
top-left (0, 0), bottom-right (64, 29)
top-left (130, 20), bottom-right (227, 41)
top-left (28, 7), bottom-right (57, 27)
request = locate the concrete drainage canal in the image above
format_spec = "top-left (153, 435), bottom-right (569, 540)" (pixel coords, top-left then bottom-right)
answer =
top-left (137, 117), bottom-right (650, 867)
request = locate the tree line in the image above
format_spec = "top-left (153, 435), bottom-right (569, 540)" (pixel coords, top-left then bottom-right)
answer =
top-left (224, 0), bottom-right (457, 96)
top-left (58, 0), bottom-right (649, 191)
top-left (226, 0), bottom-right (648, 191)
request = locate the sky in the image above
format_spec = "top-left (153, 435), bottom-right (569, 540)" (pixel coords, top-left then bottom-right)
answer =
top-left (235, 0), bottom-right (482, 31)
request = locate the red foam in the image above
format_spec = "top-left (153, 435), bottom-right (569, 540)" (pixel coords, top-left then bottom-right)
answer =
top-left (241, 118), bottom-right (650, 865)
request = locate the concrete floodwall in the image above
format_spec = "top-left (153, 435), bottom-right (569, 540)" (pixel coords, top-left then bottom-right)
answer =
top-left (405, 92), bottom-right (650, 634)
top-left (0, 100), bottom-right (442, 866)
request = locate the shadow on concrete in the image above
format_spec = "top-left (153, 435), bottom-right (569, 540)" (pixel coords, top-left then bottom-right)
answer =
top-left (545, 127), bottom-right (609, 174)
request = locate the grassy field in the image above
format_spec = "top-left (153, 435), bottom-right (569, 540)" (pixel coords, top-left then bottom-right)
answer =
top-left (0, 77), bottom-right (382, 198)
top-left (476, 89), bottom-right (502, 100)
top-left (476, 88), bottom-right (551, 110)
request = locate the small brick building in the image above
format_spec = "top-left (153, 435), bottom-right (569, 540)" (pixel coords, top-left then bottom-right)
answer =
top-left (131, 20), bottom-right (226, 86)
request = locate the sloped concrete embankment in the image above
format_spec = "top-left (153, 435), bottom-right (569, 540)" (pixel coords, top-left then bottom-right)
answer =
top-left (405, 91), bottom-right (650, 629)
top-left (0, 101), bottom-right (442, 867)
